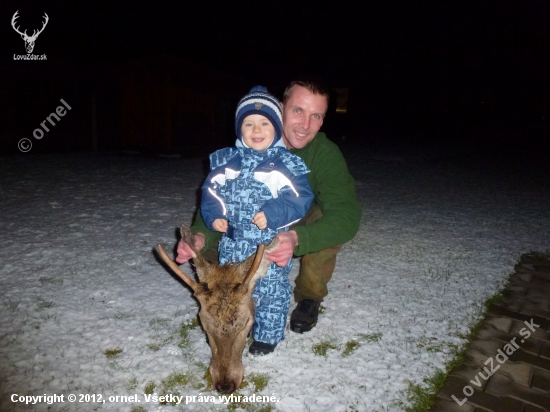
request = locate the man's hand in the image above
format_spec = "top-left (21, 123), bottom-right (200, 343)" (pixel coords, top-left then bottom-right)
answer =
top-left (175, 232), bottom-right (205, 264)
top-left (212, 218), bottom-right (228, 233)
top-left (252, 211), bottom-right (267, 230)
top-left (265, 230), bottom-right (298, 267)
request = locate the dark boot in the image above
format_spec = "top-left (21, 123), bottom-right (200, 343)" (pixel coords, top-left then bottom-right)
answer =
top-left (290, 299), bottom-right (321, 333)
top-left (249, 340), bottom-right (277, 356)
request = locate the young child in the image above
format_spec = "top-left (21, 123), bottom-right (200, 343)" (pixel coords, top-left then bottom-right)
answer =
top-left (200, 86), bottom-right (314, 355)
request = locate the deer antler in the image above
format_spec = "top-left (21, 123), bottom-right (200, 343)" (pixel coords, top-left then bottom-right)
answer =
top-left (157, 243), bottom-right (199, 291)
top-left (11, 11), bottom-right (27, 37)
top-left (239, 244), bottom-right (266, 290)
top-left (31, 13), bottom-right (49, 39)
top-left (11, 11), bottom-right (48, 40)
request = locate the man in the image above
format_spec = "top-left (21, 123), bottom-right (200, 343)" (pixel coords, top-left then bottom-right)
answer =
top-left (177, 80), bottom-right (362, 333)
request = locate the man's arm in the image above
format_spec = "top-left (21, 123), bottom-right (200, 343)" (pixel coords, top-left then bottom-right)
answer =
top-left (291, 134), bottom-right (362, 256)
top-left (265, 135), bottom-right (361, 266)
top-left (190, 209), bottom-right (223, 253)
top-left (264, 230), bottom-right (298, 267)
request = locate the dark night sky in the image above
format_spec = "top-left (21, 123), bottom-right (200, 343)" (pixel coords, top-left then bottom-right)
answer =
top-left (4, 1), bottom-right (548, 79)
top-left (2, 0), bottom-right (549, 152)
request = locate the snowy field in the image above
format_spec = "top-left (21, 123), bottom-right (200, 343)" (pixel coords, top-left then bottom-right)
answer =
top-left (1, 144), bottom-right (548, 412)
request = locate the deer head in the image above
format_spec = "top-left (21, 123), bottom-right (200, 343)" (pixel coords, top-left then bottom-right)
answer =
top-left (11, 11), bottom-right (49, 54)
top-left (157, 224), bottom-right (278, 393)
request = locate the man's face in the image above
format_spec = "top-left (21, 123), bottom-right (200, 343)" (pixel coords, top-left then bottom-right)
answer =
top-left (281, 85), bottom-right (328, 150)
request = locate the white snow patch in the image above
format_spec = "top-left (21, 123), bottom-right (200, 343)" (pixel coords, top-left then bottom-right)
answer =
top-left (0, 151), bottom-right (548, 411)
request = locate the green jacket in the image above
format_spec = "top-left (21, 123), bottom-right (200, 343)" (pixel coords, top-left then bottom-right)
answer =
top-left (191, 132), bottom-right (362, 255)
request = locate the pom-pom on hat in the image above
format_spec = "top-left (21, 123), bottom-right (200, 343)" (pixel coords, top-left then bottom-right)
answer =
top-left (235, 86), bottom-right (283, 147)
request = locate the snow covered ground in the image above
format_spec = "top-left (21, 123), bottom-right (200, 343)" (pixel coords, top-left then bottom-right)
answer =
top-left (1, 144), bottom-right (548, 412)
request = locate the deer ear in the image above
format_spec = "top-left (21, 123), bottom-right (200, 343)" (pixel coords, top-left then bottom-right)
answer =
top-left (193, 254), bottom-right (212, 282)
top-left (238, 244), bottom-right (267, 292)
top-left (240, 251), bottom-right (259, 277)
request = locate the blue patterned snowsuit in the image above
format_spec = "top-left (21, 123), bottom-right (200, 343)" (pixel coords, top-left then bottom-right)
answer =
top-left (201, 140), bottom-right (314, 344)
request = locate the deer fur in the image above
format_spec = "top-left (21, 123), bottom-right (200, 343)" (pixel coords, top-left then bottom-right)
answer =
top-left (157, 224), bottom-right (279, 393)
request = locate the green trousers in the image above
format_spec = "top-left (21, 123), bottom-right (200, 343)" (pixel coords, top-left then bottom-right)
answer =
top-left (199, 204), bottom-right (342, 302)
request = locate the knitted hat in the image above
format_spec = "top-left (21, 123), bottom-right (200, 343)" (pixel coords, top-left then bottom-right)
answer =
top-left (235, 86), bottom-right (283, 147)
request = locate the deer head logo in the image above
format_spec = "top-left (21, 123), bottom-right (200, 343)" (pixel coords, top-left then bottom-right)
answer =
top-left (11, 11), bottom-right (49, 54)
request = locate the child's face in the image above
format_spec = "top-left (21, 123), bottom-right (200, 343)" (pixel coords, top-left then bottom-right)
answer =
top-left (240, 114), bottom-right (275, 150)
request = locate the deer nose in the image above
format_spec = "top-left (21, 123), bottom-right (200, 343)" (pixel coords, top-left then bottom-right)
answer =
top-left (215, 382), bottom-right (236, 394)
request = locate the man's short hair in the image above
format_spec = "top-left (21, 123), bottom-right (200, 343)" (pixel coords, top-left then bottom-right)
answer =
top-left (282, 80), bottom-right (330, 106)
